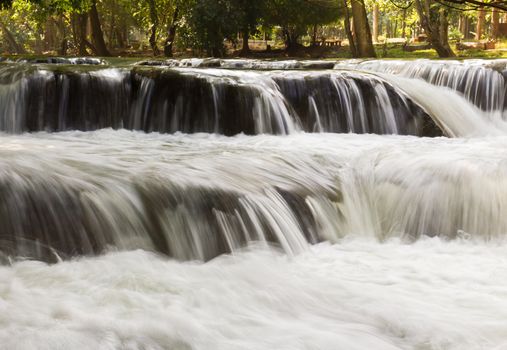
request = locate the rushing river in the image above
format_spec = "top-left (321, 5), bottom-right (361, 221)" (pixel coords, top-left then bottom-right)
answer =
top-left (1, 58), bottom-right (507, 349)
top-left (3, 241), bottom-right (507, 350)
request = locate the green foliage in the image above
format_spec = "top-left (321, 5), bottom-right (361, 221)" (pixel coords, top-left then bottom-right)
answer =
top-left (179, 0), bottom-right (341, 55)
top-left (185, 0), bottom-right (237, 56)
top-left (1, 0), bottom-right (504, 58)
top-left (449, 27), bottom-right (463, 42)
top-left (263, 0), bottom-right (341, 47)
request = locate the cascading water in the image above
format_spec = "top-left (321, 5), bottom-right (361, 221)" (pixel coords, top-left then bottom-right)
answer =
top-left (0, 63), bottom-right (439, 136)
top-left (382, 74), bottom-right (507, 136)
top-left (2, 58), bottom-right (507, 350)
top-left (2, 130), bottom-right (507, 263)
top-left (335, 59), bottom-right (507, 113)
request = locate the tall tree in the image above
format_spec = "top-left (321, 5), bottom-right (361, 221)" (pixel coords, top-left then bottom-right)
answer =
top-left (89, 0), bottom-right (111, 56)
top-left (230, 0), bottom-right (265, 55)
top-left (414, 0), bottom-right (455, 57)
top-left (475, 5), bottom-right (485, 40)
top-left (342, 0), bottom-right (357, 57)
top-left (264, 0), bottom-right (341, 52)
top-left (350, 0), bottom-right (376, 57)
top-left (147, 0), bottom-right (160, 55)
top-left (372, 3), bottom-right (379, 42)
top-left (186, 0), bottom-right (238, 56)
top-left (71, 12), bottom-right (89, 55)
top-left (491, 7), bottom-right (499, 40)
top-left (164, 6), bottom-right (178, 56)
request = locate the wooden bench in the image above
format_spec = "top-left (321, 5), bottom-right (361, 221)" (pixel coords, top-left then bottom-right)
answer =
top-left (319, 39), bottom-right (342, 47)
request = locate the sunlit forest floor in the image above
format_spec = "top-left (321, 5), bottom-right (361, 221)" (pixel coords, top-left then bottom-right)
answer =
top-left (2, 39), bottom-right (507, 61)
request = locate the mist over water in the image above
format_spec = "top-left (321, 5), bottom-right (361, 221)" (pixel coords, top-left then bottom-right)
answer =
top-left (1, 58), bottom-right (507, 349)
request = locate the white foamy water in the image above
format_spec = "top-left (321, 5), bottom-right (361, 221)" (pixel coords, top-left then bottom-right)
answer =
top-left (1, 130), bottom-right (507, 254)
top-left (2, 240), bottom-right (507, 350)
top-left (2, 58), bottom-right (507, 350)
top-left (384, 75), bottom-right (507, 137)
top-left (335, 59), bottom-right (507, 112)
top-left (1, 131), bottom-right (507, 349)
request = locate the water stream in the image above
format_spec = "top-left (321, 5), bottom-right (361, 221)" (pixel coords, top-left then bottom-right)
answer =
top-left (1, 58), bottom-right (507, 350)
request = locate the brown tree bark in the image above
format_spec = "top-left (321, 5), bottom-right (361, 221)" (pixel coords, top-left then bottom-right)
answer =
top-left (439, 7), bottom-right (450, 46)
top-left (311, 24), bottom-right (318, 47)
top-left (147, 0), bottom-right (160, 55)
top-left (476, 6), bottom-right (485, 40)
top-left (492, 8), bottom-right (500, 40)
top-left (77, 13), bottom-right (90, 55)
top-left (463, 16), bottom-right (471, 39)
top-left (373, 4), bottom-right (379, 43)
top-left (342, 0), bottom-right (358, 57)
top-left (164, 7), bottom-right (179, 57)
top-left (282, 26), bottom-right (303, 52)
top-left (350, 0), bottom-right (376, 57)
top-left (414, 0), bottom-right (455, 57)
top-left (89, 0), bottom-right (111, 56)
top-left (402, 9), bottom-right (407, 38)
top-left (55, 14), bottom-right (68, 55)
top-left (240, 28), bottom-right (250, 55)
top-left (45, 18), bottom-right (57, 51)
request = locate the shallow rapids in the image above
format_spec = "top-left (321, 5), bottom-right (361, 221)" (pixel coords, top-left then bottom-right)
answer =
top-left (1, 131), bottom-right (507, 261)
top-left (2, 240), bottom-right (507, 350)
top-left (2, 58), bottom-right (507, 350)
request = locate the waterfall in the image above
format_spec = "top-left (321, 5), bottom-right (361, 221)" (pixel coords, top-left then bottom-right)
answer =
top-left (383, 75), bottom-right (507, 137)
top-left (1, 59), bottom-right (507, 263)
top-left (0, 63), bottom-right (439, 136)
top-left (3, 58), bottom-right (507, 350)
top-left (336, 59), bottom-right (507, 113)
top-left (2, 131), bottom-right (507, 263)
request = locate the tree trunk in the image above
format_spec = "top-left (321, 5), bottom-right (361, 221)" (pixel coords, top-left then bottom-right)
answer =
top-left (311, 24), bottom-right (318, 46)
top-left (373, 4), bottom-right (379, 43)
top-left (458, 15), bottom-right (465, 37)
top-left (464, 16), bottom-right (470, 39)
top-left (414, 0), bottom-right (455, 57)
top-left (147, 0), bottom-right (160, 55)
top-left (402, 9), bottom-right (407, 39)
top-left (476, 6), bottom-right (485, 40)
top-left (492, 8), bottom-right (500, 40)
top-left (116, 27), bottom-right (125, 49)
top-left (45, 18), bottom-right (56, 51)
top-left (55, 15), bottom-right (68, 55)
top-left (438, 7), bottom-right (449, 47)
top-left (71, 13), bottom-right (85, 55)
top-left (350, 0), bottom-right (376, 57)
top-left (283, 27), bottom-right (301, 52)
top-left (89, 0), bottom-right (111, 56)
top-left (77, 13), bottom-right (90, 55)
top-left (342, 0), bottom-right (357, 57)
top-left (211, 47), bottom-right (223, 57)
top-left (241, 27), bottom-right (250, 55)
top-left (34, 31), bottom-right (43, 54)
top-left (164, 7), bottom-right (179, 57)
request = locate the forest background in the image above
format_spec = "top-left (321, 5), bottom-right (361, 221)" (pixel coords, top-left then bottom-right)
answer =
top-left (1, 0), bottom-right (506, 59)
